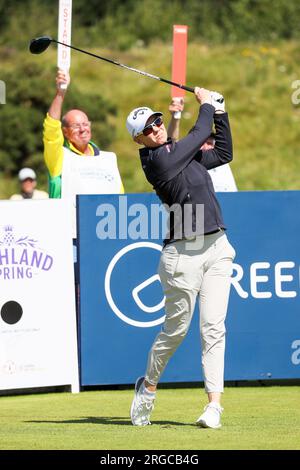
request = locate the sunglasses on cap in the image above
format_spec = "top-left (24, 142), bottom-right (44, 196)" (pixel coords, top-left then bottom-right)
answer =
top-left (137, 116), bottom-right (163, 137)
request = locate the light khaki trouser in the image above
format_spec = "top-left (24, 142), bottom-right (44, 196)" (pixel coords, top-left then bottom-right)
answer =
top-left (145, 231), bottom-right (235, 393)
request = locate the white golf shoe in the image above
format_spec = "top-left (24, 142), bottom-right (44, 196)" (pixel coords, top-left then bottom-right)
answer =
top-left (196, 402), bottom-right (224, 429)
top-left (130, 376), bottom-right (155, 426)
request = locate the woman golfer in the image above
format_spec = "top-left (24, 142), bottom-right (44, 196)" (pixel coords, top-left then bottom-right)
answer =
top-left (126, 87), bottom-right (236, 429)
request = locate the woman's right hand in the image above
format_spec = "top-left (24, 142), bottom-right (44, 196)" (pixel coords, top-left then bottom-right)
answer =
top-left (194, 87), bottom-right (212, 105)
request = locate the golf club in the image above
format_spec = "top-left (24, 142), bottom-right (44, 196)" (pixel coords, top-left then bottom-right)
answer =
top-left (29, 36), bottom-right (224, 102)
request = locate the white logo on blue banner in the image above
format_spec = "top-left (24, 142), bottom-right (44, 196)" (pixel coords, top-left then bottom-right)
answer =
top-left (104, 242), bottom-right (165, 327)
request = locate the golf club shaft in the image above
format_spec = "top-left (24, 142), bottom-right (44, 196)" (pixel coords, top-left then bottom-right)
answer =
top-left (52, 39), bottom-right (195, 94)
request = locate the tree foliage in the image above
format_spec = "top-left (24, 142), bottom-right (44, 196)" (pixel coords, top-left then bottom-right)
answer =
top-left (1, 0), bottom-right (300, 193)
top-left (1, 0), bottom-right (300, 48)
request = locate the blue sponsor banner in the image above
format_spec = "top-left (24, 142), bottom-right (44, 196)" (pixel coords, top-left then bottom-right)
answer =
top-left (77, 192), bottom-right (300, 385)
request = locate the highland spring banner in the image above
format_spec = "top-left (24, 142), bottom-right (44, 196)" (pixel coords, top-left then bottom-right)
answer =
top-left (0, 199), bottom-right (79, 392)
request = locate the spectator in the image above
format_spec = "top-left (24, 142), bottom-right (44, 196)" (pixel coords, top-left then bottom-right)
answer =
top-left (43, 69), bottom-right (124, 235)
top-left (10, 168), bottom-right (48, 200)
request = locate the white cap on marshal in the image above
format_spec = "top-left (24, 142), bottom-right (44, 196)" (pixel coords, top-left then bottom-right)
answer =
top-left (126, 107), bottom-right (162, 138)
top-left (18, 168), bottom-right (36, 181)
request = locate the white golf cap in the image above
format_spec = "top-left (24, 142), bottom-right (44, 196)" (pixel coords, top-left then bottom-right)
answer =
top-left (126, 107), bottom-right (163, 138)
top-left (18, 168), bottom-right (36, 181)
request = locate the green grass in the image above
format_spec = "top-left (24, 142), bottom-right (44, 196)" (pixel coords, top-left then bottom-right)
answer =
top-left (1, 385), bottom-right (300, 450)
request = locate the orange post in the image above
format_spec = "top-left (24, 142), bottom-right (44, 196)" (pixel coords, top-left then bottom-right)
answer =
top-left (171, 25), bottom-right (188, 105)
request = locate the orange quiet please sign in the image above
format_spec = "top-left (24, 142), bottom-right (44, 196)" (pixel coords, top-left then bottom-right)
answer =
top-left (171, 25), bottom-right (188, 99)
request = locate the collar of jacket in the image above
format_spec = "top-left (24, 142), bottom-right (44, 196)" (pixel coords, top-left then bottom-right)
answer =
top-left (64, 139), bottom-right (100, 156)
top-left (139, 138), bottom-right (173, 157)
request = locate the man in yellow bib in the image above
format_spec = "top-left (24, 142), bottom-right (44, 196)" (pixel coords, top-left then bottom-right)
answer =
top-left (43, 69), bottom-right (124, 200)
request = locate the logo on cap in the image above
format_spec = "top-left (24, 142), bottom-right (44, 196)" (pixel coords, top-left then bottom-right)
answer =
top-left (133, 108), bottom-right (148, 120)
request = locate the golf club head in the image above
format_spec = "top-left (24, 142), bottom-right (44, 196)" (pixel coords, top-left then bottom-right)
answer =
top-left (29, 36), bottom-right (52, 54)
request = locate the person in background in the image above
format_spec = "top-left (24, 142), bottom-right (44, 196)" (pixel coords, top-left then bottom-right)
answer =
top-left (168, 97), bottom-right (238, 192)
top-left (10, 168), bottom-right (48, 200)
top-left (43, 69), bottom-right (124, 240)
top-left (43, 69), bottom-right (124, 200)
